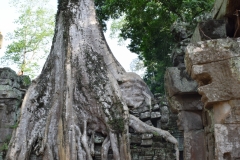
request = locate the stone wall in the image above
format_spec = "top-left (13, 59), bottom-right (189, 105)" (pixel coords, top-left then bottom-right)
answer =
top-left (165, 0), bottom-right (240, 159)
top-left (93, 94), bottom-right (180, 160)
top-left (185, 39), bottom-right (240, 160)
top-left (165, 67), bottom-right (205, 160)
top-left (0, 68), bottom-right (30, 159)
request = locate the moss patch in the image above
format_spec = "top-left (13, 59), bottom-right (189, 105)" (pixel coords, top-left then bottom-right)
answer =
top-left (108, 117), bottom-right (125, 133)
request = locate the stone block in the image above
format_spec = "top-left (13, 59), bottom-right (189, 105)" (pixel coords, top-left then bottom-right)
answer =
top-left (160, 106), bottom-right (169, 123)
top-left (154, 149), bottom-right (166, 156)
top-left (213, 100), bottom-right (240, 124)
top-left (119, 72), bottom-right (154, 109)
top-left (165, 67), bottom-right (198, 97)
top-left (185, 39), bottom-right (240, 71)
top-left (140, 112), bottom-right (150, 120)
top-left (129, 109), bottom-right (139, 117)
top-left (139, 156), bottom-right (153, 160)
top-left (191, 20), bottom-right (227, 44)
top-left (144, 149), bottom-right (154, 156)
top-left (151, 112), bottom-right (161, 119)
top-left (0, 79), bottom-right (12, 86)
top-left (152, 142), bottom-right (162, 148)
top-left (142, 133), bottom-right (153, 140)
top-left (167, 94), bottom-right (203, 113)
top-left (214, 124), bottom-right (240, 160)
top-left (0, 85), bottom-right (23, 99)
top-left (130, 134), bottom-right (142, 144)
top-left (184, 130), bottom-right (206, 160)
top-left (152, 104), bottom-right (160, 111)
top-left (177, 111), bottom-right (203, 131)
top-left (0, 68), bottom-right (18, 80)
top-left (141, 139), bottom-right (153, 146)
top-left (137, 106), bottom-right (150, 113)
top-left (185, 39), bottom-right (240, 106)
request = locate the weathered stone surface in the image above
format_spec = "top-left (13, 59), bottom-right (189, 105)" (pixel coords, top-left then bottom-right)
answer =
top-left (151, 112), bottom-right (161, 119)
top-left (167, 94), bottom-right (203, 113)
top-left (140, 112), bottom-right (151, 120)
top-left (137, 105), bottom-right (150, 114)
top-left (141, 139), bottom-right (153, 146)
top-left (0, 85), bottom-right (23, 99)
top-left (224, 100), bottom-right (240, 123)
top-left (130, 134), bottom-right (142, 144)
top-left (214, 124), bottom-right (240, 160)
top-left (160, 106), bottom-right (169, 123)
top-left (177, 111), bottom-right (203, 131)
top-left (119, 72), bottom-right (153, 109)
top-left (129, 109), bottom-right (139, 117)
top-left (0, 68), bottom-right (30, 159)
top-left (185, 37), bottom-right (240, 160)
top-left (191, 20), bottom-right (227, 44)
top-left (142, 133), bottom-right (153, 140)
top-left (186, 39), bottom-right (240, 69)
top-left (152, 104), bottom-right (160, 111)
top-left (184, 130), bottom-right (206, 160)
top-left (185, 39), bottom-right (240, 106)
top-left (165, 67), bottom-right (198, 97)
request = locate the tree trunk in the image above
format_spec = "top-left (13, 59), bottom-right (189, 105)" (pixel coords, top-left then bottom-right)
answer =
top-left (6, 0), bottom-right (179, 160)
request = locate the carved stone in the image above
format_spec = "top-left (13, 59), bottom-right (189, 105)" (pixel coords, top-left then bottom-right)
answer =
top-left (185, 39), bottom-right (240, 107)
top-left (185, 38), bottom-right (240, 159)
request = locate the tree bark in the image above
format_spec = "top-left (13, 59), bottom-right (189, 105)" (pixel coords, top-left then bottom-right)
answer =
top-left (6, 0), bottom-right (179, 160)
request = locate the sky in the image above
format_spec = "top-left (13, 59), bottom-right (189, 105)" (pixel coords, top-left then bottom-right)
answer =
top-left (0, 0), bottom-right (137, 73)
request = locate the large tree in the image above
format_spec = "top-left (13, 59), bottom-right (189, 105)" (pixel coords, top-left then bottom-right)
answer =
top-left (6, 0), bottom-right (178, 159)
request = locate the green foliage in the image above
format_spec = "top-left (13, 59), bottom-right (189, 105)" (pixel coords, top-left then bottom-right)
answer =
top-left (153, 131), bottom-right (159, 137)
top-left (9, 122), bottom-right (18, 129)
top-left (108, 117), bottom-right (125, 133)
top-left (21, 75), bottom-right (31, 86)
top-left (109, 17), bottom-right (126, 45)
top-left (1, 0), bottom-right (55, 78)
top-left (95, 0), bottom-right (214, 93)
top-left (0, 135), bottom-right (11, 157)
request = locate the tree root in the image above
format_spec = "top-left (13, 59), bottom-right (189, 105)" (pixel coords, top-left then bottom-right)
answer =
top-left (81, 120), bottom-right (93, 160)
top-left (129, 114), bottom-right (179, 160)
top-left (101, 136), bottom-right (110, 160)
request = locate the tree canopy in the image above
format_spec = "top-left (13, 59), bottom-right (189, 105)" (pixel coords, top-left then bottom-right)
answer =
top-left (95, 0), bottom-right (214, 93)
